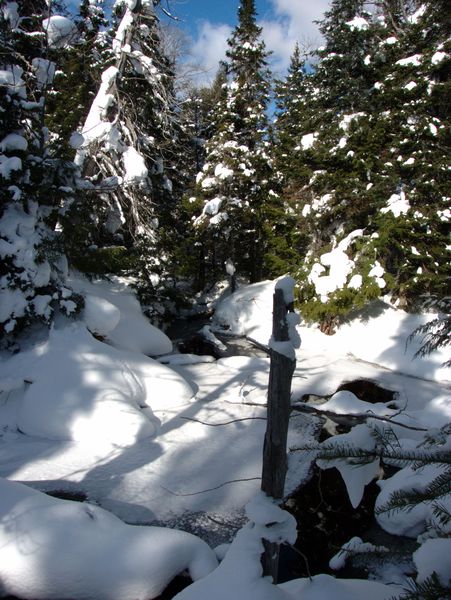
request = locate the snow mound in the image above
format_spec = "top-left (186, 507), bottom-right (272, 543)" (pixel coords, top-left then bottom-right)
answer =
top-left (212, 280), bottom-right (275, 345)
top-left (280, 573), bottom-right (395, 599)
top-left (375, 463), bottom-right (451, 537)
top-left (413, 538), bottom-right (451, 586)
top-left (70, 274), bottom-right (172, 356)
top-left (175, 492), bottom-right (396, 600)
top-left (10, 324), bottom-right (193, 446)
top-left (174, 493), bottom-right (296, 600)
top-left (213, 280), bottom-right (449, 383)
top-left (83, 294), bottom-right (121, 335)
top-left (0, 478), bottom-right (218, 600)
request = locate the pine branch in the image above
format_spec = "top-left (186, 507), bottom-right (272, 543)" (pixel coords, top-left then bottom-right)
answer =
top-left (290, 443), bottom-right (451, 467)
top-left (390, 573), bottom-right (451, 600)
top-left (375, 468), bottom-right (451, 516)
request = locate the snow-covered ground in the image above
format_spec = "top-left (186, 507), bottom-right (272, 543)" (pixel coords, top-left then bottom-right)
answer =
top-left (0, 276), bottom-right (449, 599)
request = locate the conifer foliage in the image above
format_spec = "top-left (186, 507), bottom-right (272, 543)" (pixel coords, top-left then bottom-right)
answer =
top-left (190, 0), bottom-right (287, 284)
top-left (275, 0), bottom-right (450, 330)
top-left (0, 0), bottom-right (81, 339)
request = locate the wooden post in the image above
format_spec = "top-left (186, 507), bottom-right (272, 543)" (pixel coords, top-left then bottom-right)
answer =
top-left (261, 286), bottom-right (296, 582)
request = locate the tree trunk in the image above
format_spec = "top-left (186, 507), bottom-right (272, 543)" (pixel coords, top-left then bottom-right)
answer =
top-left (261, 287), bottom-right (296, 582)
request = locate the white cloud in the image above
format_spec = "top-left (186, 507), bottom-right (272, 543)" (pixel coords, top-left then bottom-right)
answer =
top-left (187, 1), bottom-right (330, 85)
top-left (262, 0), bottom-right (331, 74)
top-left (189, 21), bottom-right (232, 86)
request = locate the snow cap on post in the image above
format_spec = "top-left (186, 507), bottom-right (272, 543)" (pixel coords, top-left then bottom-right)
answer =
top-left (275, 275), bottom-right (296, 305)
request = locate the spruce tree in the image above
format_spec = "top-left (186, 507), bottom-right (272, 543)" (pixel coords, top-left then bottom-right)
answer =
top-left (0, 0), bottom-right (81, 341)
top-left (291, 0), bottom-right (450, 330)
top-left (190, 0), bottom-right (290, 285)
top-left (69, 0), bottom-right (185, 318)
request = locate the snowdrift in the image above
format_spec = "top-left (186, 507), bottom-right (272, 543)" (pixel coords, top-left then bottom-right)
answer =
top-left (0, 478), bottom-right (217, 600)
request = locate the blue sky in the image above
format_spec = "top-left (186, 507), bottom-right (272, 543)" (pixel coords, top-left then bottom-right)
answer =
top-left (168, 0), bottom-right (331, 82)
top-left (65, 0), bottom-right (331, 83)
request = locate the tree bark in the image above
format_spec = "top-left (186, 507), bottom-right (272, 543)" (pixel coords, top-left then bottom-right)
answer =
top-left (261, 287), bottom-right (296, 582)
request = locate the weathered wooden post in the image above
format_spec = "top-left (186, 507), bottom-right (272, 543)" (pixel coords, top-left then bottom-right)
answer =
top-left (261, 277), bottom-right (298, 582)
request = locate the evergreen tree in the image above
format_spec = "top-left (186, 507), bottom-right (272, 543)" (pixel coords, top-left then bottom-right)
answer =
top-left (291, 0), bottom-right (450, 330)
top-left (0, 0), bottom-right (81, 341)
top-left (69, 0), bottom-right (186, 319)
top-left (273, 43), bottom-right (307, 184)
top-left (190, 0), bottom-right (290, 285)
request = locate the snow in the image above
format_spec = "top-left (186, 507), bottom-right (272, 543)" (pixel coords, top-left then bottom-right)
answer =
top-left (339, 113), bottom-right (366, 132)
top-left (6, 324), bottom-right (192, 446)
top-left (0, 155), bottom-right (22, 178)
top-left (69, 275), bottom-right (172, 355)
top-left (122, 146), bottom-right (148, 185)
top-left (300, 133), bottom-right (317, 150)
top-left (75, 66), bottom-right (118, 166)
top-left (345, 16), bottom-right (369, 31)
top-left (214, 163), bottom-right (234, 179)
top-left (431, 51), bottom-right (447, 65)
top-left (381, 37), bottom-right (397, 46)
top-left (0, 66), bottom-right (26, 98)
top-left (202, 196), bottom-right (223, 216)
top-left (375, 463), bottom-right (451, 537)
top-left (381, 191), bottom-right (410, 217)
top-left (404, 80), bottom-right (417, 91)
top-left (396, 54), bottom-right (422, 67)
top-left (174, 494), bottom-right (297, 600)
top-left (0, 133), bottom-right (27, 152)
top-left (0, 278), bottom-right (449, 599)
top-left (32, 58), bottom-right (56, 88)
top-left (317, 424), bottom-right (380, 508)
top-left (329, 537), bottom-right (388, 571)
top-left (308, 230), bottom-right (364, 302)
top-left (0, 478), bottom-right (217, 600)
top-left (318, 390), bottom-right (395, 418)
top-left (280, 574), bottom-right (395, 599)
top-left (42, 16), bottom-right (78, 49)
top-left (83, 294), bottom-right (121, 335)
top-left (225, 258), bottom-right (236, 276)
top-left (413, 538), bottom-right (451, 586)
top-left (2, 2), bottom-right (20, 28)
top-left (407, 4), bottom-right (427, 24)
